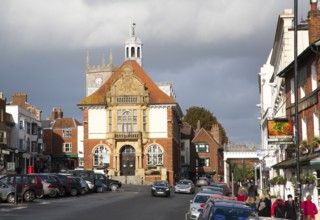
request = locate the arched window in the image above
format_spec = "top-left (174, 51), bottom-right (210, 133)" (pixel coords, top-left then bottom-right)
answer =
top-left (131, 46), bottom-right (135, 57)
top-left (93, 145), bottom-right (109, 166)
top-left (147, 144), bottom-right (163, 166)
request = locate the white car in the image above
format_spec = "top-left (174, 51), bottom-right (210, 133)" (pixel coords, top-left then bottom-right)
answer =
top-left (188, 192), bottom-right (212, 220)
top-left (174, 180), bottom-right (195, 194)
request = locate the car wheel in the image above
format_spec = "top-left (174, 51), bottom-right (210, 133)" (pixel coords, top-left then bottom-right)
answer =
top-left (49, 189), bottom-right (58, 198)
top-left (59, 188), bottom-right (66, 197)
top-left (96, 186), bottom-right (103, 193)
top-left (70, 188), bottom-right (78, 196)
top-left (7, 193), bottom-right (15, 203)
top-left (110, 184), bottom-right (118, 191)
top-left (24, 190), bottom-right (35, 202)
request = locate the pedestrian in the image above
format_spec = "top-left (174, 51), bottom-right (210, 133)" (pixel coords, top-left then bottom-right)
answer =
top-left (246, 195), bottom-right (257, 211)
top-left (257, 191), bottom-right (271, 217)
top-left (271, 195), bottom-right (285, 218)
top-left (285, 194), bottom-right (297, 220)
top-left (248, 182), bottom-right (258, 197)
top-left (301, 194), bottom-right (318, 220)
top-left (237, 188), bottom-right (247, 202)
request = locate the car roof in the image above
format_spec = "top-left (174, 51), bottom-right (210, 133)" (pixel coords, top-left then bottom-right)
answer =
top-left (211, 200), bottom-right (252, 209)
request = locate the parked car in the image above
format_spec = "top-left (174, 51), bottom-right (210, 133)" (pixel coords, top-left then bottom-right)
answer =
top-left (199, 186), bottom-right (224, 195)
top-left (94, 173), bottom-right (121, 191)
top-left (67, 170), bottom-right (122, 192)
top-left (188, 192), bottom-right (213, 220)
top-left (0, 174), bottom-right (43, 202)
top-left (0, 180), bottom-right (15, 203)
top-left (94, 181), bottom-right (108, 193)
top-left (196, 177), bottom-right (209, 187)
top-left (68, 176), bottom-right (88, 194)
top-left (174, 179), bottom-right (195, 194)
top-left (209, 182), bottom-right (230, 196)
top-left (86, 180), bottom-right (94, 192)
top-left (35, 174), bottom-right (64, 198)
top-left (56, 173), bottom-right (84, 196)
top-left (197, 198), bottom-right (257, 220)
top-left (151, 180), bottom-right (171, 197)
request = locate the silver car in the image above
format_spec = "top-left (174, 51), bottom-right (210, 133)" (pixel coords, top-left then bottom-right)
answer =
top-left (174, 180), bottom-right (195, 194)
top-left (0, 181), bottom-right (16, 203)
top-left (188, 192), bottom-right (212, 220)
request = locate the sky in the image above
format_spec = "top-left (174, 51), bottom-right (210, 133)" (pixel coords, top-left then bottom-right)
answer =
top-left (0, 0), bottom-right (312, 145)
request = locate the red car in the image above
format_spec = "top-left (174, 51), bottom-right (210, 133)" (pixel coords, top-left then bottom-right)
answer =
top-left (0, 174), bottom-right (44, 202)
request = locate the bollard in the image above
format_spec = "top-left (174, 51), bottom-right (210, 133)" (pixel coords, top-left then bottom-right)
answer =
top-left (14, 184), bottom-right (17, 205)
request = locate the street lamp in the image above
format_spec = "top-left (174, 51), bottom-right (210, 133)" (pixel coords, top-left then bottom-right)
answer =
top-left (293, 0), bottom-right (302, 219)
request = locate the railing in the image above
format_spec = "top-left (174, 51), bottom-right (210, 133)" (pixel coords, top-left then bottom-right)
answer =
top-left (114, 132), bottom-right (141, 140)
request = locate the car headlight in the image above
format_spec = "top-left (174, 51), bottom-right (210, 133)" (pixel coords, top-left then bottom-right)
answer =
top-left (165, 188), bottom-right (170, 191)
top-left (191, 207), bottom-right (199, 213)
top-left (152, 187), bottom-right (156, 190)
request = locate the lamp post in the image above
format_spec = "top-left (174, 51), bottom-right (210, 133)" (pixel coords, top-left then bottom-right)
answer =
top-left (293, 0), bottom-right (302, 219)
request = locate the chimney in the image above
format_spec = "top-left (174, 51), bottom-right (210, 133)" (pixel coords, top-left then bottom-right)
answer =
top-left (12, 92), bottom-right (27, 105)
top-left (58, 106), bottom-right (63, 119)
top-left (210, 124), bottom-right (221, 144)
top-left (308, 0), bottom-right (320, 44)
top-left (51, 107), bottom-right (58, 121)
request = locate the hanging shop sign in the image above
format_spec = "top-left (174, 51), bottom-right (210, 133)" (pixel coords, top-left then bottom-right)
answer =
top-left (267, 119), bottom-right (294, 144)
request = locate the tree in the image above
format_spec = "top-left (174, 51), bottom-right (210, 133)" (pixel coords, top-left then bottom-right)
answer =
top-left (183, 106), bottom-right (228, 144)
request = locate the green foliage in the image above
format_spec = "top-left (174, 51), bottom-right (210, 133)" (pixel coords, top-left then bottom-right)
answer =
top-left (231, 161), bottom-right (254, 181)
top-left (270, 175), bottom-right (286, 185)
top-left (183, 106), bottom-right (228, 144)
top-left (290, 173), bottom-right (316, 186)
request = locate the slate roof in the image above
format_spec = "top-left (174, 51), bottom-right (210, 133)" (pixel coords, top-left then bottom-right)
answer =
top-left (78, 60), bottom-right (176, 106)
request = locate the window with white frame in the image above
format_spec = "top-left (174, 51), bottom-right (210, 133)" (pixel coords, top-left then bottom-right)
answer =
top-left (147, 144), bottom-right (163, 166)
top-left (117, 109), bottom-right (137, 132)
top-left (93, 145), bottom-right (109, 166)
top-left (63, 143), bottom-right (72, 152)
top-left (196, 158), bottom-right (210, 167)
top-left (314, 113), bottom-right (319, 137)
top-left (196, 143), bottom-right (209, 153)
top-left (31, 142), bottom-right (37, 152)
top-left (290, 78), bottom-right (295, 104)
top-left (302, 118), bottom-right (307, 140)
top-left (311, 61), bottom-right (317, 91)
top-left (299, 66), bottom-right (307, 98)
top-left (63, 129), bottom-right (72, 138)
top-left (19, 118), bottom-right (24, 130)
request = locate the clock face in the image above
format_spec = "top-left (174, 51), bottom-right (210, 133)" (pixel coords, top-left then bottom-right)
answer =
top-left (95, 77), bottom-right (102, 85)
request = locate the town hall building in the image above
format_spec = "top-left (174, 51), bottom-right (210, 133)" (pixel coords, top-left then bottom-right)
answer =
top-left (78, 23), bottom-right (183, 184)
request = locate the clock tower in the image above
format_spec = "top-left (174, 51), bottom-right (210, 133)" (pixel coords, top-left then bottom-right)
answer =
top-left (125, 21), bottom-right (143, 66)
top-left (86, 50), bottom-right (117, 97)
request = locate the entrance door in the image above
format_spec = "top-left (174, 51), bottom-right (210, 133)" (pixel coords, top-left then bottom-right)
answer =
top-left (120, 145), bottom-right (135, 176)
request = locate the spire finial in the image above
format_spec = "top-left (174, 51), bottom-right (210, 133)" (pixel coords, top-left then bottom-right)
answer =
top-left (101, 53), bottom-right (106, 66)
top-left (86, 51), bottom-right (90, 68)
top-left (109, 48), bottom-right (113, 65)
top-left (129, 18), bottom-right (136, 37)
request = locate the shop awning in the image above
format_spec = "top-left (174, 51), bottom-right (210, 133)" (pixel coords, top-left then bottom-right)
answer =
top-left (272, 152), bottom-right (320, 169)
top-left (51, 154), bottom-right (78, 159)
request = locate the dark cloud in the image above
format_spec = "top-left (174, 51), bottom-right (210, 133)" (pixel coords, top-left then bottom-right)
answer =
top-left (0, 0), bottom-right (312, 145)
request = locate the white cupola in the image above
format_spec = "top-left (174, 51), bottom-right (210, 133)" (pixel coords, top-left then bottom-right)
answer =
top-left (125, 21), bottom-right (143, 66)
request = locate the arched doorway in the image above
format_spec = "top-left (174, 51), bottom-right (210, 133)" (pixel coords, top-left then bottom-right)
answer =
top-left (120, 145), bottom-right (135, 176)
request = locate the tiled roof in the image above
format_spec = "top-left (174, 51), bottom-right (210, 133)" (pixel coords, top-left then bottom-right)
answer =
top-left (52, 118), bottom-right (82, 129)
top-left (78, 60), bottom-right (176, 106)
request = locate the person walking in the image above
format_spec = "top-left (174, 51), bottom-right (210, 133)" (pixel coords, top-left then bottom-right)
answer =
top-left (246, 195), bottom-right (257, 211)
top-left (271, 195), bottom-right (285, 218)
top-left (257, 192), bottom-right (271, 217)
top-left (284, 194), bottom-right (297, 220)
top-left (301, 195), bottom-right (318, 220)
top-left (237, 188), bottom-right (247, 202)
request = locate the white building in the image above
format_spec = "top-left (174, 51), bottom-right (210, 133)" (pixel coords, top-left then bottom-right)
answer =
top-left (257, 9), bottom-right (309, 190)
top-left (6, 94), bottom-right (44, 174)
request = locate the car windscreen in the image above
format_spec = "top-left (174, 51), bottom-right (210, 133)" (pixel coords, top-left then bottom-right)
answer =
top-left (154, 182), bottom-right (168, 187)
top-left (194, 195), bottom-right (210, 203)
top-left (209, 207), bottom-right (254, 220)
top-left (177, 181), bottom-right (191, 185)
